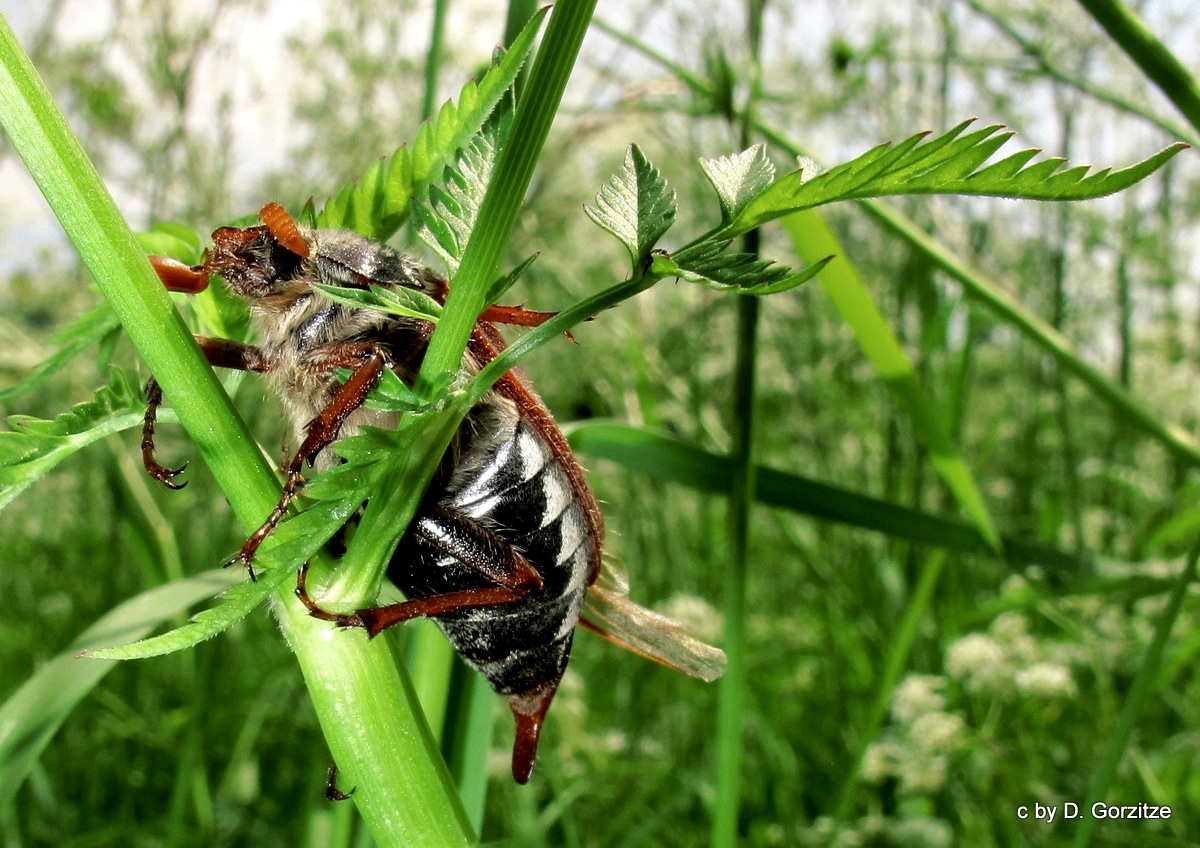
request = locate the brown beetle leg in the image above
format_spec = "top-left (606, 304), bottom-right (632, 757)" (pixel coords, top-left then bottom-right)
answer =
top-left (141, 338), bottom-right (274, 490)
top-left (297, 570), bottom-right (528, 636)
top-left (295, 504), bottom-right (543, 637)
top-left (148, 254), bottom-right (209, 293)
top-left (324, 762), bottom-right (354, 802)
top-left (478, 304), bottom-right (558, 327)
top-left (142, 378), bottom-right (187, 489)
top-left (228, 343), bottom-right (390, 578)
top-left (479, 304), bottom-right (585, 342)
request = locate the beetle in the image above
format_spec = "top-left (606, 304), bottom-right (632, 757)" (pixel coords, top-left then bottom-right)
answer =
top-left (144, 203), bottom-right (724, 784)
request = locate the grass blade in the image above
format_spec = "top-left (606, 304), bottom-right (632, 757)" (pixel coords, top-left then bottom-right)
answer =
top-left (1070, 539), bottom-right (1200, 848)
top-left (566, 421), bottom-right (1086, 570)
top-left (0, 570), bottom-right (239, 807)
top-left (781, 209), bottom-right (1003, 551)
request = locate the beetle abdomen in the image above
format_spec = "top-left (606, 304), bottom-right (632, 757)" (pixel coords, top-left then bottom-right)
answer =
top-left (388, 400), bottom-right (594, 696)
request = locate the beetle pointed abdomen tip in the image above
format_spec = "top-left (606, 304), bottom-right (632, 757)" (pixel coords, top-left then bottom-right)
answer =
top-left (506, 681), bottom-right (560, 784)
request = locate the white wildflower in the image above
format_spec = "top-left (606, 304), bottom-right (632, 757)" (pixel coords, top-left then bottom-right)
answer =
top-left (945, 633), bottom-right (1010, 692)
top-left (887, 817), bottom-right (953, 848)
top-left (898, 753), bottom-right (948, 794)
top-left (908, 712), bottom-right (966, 752)
top-left (891, 675), bottom-right (946, 722)
top-left (861, 741), bottom-right (904, 783)
top-left (1015, 662), bottom-right (1077, 698)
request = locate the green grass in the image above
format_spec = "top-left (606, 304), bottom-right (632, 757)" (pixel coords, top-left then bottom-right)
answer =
top-left (3, 1), bottom-right (1200, 846)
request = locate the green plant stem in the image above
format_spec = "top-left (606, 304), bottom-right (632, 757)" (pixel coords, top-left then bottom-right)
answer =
top-left (713, 6), bottom-right (764, 844)
top-left (0, 16), bottom-right (474, 846)
top-left (1070, 538), bottom-right (1200, 848)
top-left (419, 0), bottom-right (596, 393)
top-left (712, 292), bottom-right (757, 848)
top-left (963, 0), bottom-right (1199, 146)
top-left (1076, 0), bottom-right (1200, 133)
top-left (421, 0), bottom-right (448, 121)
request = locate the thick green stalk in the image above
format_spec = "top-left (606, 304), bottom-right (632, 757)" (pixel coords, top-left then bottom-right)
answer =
top-left (712, 290), bottom-right (757, 848)
top-left (0, 15), bottom-right (473, 846)
top-left (420, 0), bottom-right (597, 392)
top-left (324, 0), bottom-right (598, 605)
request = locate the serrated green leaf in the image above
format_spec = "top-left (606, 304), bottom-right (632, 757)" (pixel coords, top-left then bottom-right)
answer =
top-left (723, 120), bottom-right (1189, 236)
top-left (84, 439), bottom-right (385, 661)
top-left (316, 7), bottom-right (548, 239)
top-left (0, 368), bottom-right (143, 512)
top-left (584, 144), bottom-right (676, 269)
top-left (699, 144), bottom-right (775, 224)
top-left (86, 565), bottom-right (293, 660)
top-left (414, 121), bottom-right (505, 271)
top-left (739, 255), bottom-right (832, 295)
top-left (669, 239), bottom-right (798, 292)
top-left (362, 369), bottom-right (436, 413)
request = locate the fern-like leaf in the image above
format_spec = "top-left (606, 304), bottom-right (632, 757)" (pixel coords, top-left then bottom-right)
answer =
top-left (316, 7), bottom-right (548, 240)
top-left (0, 368), bottom-right (143, 511)
top-left (656, 241), bottom-right (829, 295)
top-left (85, 429), bottom-right (402, 660)
top-left (413, 117), bottom-right (506, 271)
top-left (313, 283), bottom-right (442, 323)
top-left (0, 304), bottom-right (120, 403)
top-left (723, 120), bottom-right (1189, 236)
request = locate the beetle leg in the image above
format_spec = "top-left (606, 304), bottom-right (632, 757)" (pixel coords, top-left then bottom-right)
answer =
top-left (228, 343), bottom-right (389, 577)
top-left (296, 563), bottom-right (527, 637)
top-left (295, 503), bottom-right (544, 637)
top-left (478, 304), bottom-right (558, 327)
top-left (410, 503), bottom-right (544, 591)
top-left (142, 378), bottom-right (187, 489)
top-left (479, 304), bottom-right (585, 343)
top-left (142, 338), bottom-right (273, 489)
top-left (324, 762), bottom-right (354, 802)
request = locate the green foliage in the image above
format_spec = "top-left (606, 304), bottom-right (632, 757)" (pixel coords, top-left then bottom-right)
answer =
top-left (698, 144), bottom-right (776, 226)
top-left (721, 120), bottom-right (1188, 235)
top-left (0, 367), bottom-right (142, 511)
top-left (316, 7), bottom-right (549, 240)
top-left (313, 282), bottom-right (443, 323)
top-left (0, 570), bottom-right (241, 807)
top-left (3, 2), bottom-right (1200, 847)
top-left (0, 303), bottom-right (120, 403)
top-left (583, 143), bottom-right (677, 269)
top-left (413, 121), bottom-right (506, 272)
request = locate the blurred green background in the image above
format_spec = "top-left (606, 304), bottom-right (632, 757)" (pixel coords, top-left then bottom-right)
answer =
top-left (2, 1), bottom-right (1200, 845)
